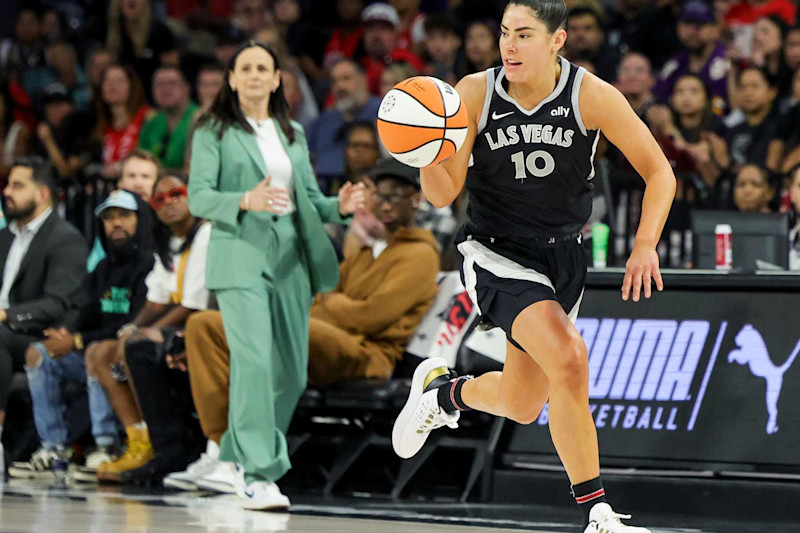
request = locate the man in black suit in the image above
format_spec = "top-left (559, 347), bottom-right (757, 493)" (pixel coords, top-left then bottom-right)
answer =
top-left (0, 156), bottom-right (88, 449)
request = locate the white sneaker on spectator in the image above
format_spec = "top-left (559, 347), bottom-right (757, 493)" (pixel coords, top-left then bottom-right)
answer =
top-left (233, 463), bottom-right (290, 511)
top-left (8, 447), bottom-right (70, 479)
top-left (72, 446), bottom-right (119, 483)
top-left (584, 502), bottom-right (651, 533)
top-left (164, 440), bottom-right (220, 491)
top-left (195, 459), bottom-right (238, 494)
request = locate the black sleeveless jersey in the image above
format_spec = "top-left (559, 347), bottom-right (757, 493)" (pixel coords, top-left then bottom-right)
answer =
top-left (465, 57), bottom-right (601, 239)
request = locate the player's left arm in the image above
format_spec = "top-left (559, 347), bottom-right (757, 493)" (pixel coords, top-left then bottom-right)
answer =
top-left (579, 72), bottom-right (677, 303)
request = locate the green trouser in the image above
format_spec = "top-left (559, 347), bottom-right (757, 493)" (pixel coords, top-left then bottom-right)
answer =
top-left (216, 215), bottom-right (311, 483)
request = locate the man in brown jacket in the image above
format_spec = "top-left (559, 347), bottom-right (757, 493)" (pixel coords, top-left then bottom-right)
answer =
top-left (307, 158), bottom-right (440, 386)
top-left (164, 159), bottom-right (440, 491)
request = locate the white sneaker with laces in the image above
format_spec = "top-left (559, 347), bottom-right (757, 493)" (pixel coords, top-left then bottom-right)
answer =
top-left (72, 447), bottom-right (118, 483)
top-left (584, 502), bottom-right (651, 533)
top-left (195, 459), bottom-right (238, 494)
top-left (235, 463), bottom-right (290, 511)
top-left (392, 357), bottom-right (460, 459)
top-left (8, 447), bottom-right (68, 479)
top-left (164, 440), bottom-right (220, 491)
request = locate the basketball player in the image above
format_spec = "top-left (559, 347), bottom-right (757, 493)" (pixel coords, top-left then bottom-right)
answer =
top-left (392, 1), bottom-right (676, 532)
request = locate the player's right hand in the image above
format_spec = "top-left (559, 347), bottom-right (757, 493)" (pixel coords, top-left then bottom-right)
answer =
top-left (246, 176), bottom-right (291, 213)
top-left (622, 245), bottom-right (663, 302)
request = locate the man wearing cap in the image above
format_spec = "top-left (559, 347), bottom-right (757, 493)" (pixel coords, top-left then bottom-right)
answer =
top-left (8, 189), bottom-right (155, 481)
top-left (359, 2), bottom-right (425, 95)
top-left (655, 0), bottom-right (730, 113)
top-left (307, 158), bottom-right (439, 386)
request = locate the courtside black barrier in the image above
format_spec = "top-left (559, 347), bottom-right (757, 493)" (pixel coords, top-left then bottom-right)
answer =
top-left (505, 270), bottom-right (800, 473)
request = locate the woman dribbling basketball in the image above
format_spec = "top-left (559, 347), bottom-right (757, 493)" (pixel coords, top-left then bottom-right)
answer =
top-left (391, 1), bottom-right (676, 532)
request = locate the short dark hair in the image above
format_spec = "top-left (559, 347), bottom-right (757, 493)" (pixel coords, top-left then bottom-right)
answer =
top-left (345, 120), bottom-right (378, 140)
top-left (154, 65), bottom-right (188, 84)
top-left (568, 5), bottom-right (604, 28)
top-left (506, 0), bottom-right (569, 33)
top-left (737, 66), bottom-right (777, 88)
top-left (424, 13), bottom-right (460, 37)
top-left (12, 156), bottom-right (58, 194)
top-left (736, 163), bottom-right (771, 185)
top-left (329, 56), bottom-right (366, 76)
top-left (198, 62), bottom-right (226, 76)
top-left (160, 170), bottom-right (189, 184)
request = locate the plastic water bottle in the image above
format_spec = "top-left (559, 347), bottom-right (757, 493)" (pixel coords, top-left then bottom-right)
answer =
top-left (592, 222), bottom-right (610, 268)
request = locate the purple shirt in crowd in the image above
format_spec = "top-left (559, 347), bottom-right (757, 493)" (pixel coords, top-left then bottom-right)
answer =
top-left (654, 43), bottom-right (730, 113)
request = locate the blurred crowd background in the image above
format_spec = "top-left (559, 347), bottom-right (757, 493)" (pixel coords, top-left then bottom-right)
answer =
top-left (1, 0), bottom-right (799, 268)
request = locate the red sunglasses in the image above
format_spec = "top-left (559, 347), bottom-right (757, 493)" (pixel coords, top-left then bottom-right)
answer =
top-left (150, 186), bottom-right (187, 210)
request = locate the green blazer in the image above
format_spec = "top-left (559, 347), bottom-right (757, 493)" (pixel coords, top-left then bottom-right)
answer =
top-left (188, 119), bottom-right (348, 294)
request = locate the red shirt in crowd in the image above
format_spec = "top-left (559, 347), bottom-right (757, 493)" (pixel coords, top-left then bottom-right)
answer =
top-left (362, 49), bottom-right (426, 95)
top-left (396, 13), bottom-right (426, 51)
top-left (325, 26), bottom-right (365, 65)
top-left (725, 0), bottom-right (797, 26)
top-left (165, 0), bottom-right (232, 19)
top-left (102, 105), bottom-right (150, 166)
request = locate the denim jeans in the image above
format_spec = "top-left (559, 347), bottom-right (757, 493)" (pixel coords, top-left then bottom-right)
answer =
top-left (25, 343), bottom-right (118, 451)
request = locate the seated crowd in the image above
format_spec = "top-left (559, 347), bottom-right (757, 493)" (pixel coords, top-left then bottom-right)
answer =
top-left (1, 151), bottom-right (441, 495)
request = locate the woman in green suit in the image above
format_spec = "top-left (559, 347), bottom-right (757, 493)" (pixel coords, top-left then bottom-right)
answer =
top-left (188, 42), bottom-right (365, 509)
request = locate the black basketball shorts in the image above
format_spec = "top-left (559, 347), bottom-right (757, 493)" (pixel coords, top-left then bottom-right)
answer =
top-left (455, 225), bottom-right (587, 351)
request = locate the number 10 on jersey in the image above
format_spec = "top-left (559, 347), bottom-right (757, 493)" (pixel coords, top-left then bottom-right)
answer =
top-left (511, 150), bottom-right (556, 182)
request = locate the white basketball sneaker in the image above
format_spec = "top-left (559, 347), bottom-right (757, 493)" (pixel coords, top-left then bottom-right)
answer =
top-left (164, 440), bottom-right (220, 491)
top-left (195, 460), bottom-right (239, 494)
top-left (584, 503), bottom-right (651, 533)
top-left (233, 464), bottom-right (290, 511)
top-left (392, 357), bottom-right (460, 459)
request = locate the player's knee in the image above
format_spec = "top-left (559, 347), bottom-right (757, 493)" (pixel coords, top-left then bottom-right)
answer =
top-left (503, 401), bottom-right (541, 425)
top-left (551, 336), bottom-right (588, 388)
top-left (25, 345), bottom-right (43, 368)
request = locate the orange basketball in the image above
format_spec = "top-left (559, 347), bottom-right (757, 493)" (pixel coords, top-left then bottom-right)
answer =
top-left (377, 76), bottom-right (468, 168)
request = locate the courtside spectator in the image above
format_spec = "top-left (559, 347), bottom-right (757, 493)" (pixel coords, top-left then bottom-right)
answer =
top-left (8, 190), bottom-right (154, 482)
top-left (87, 172), bottom-right (210, 483)
top-left (0, 157), bottom-right (88, 467)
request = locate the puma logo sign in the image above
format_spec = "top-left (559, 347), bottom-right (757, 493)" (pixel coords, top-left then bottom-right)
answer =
top-left (727, 325), bottom-right (800, 434)
top-left (551, 106), bottom-right (570, 117)
top-left (492, 111), bottom-right (514, 120)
